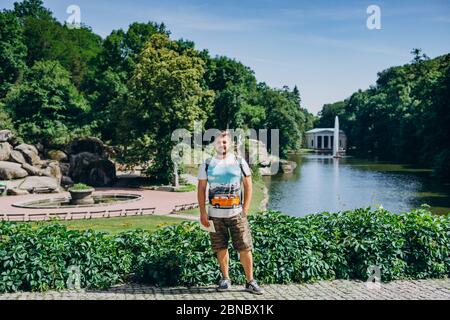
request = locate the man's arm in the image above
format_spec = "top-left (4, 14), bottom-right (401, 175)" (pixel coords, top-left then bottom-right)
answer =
top-left (197, 179), bottom-right (210, 227)
top-left (242, 176), bottom-right (253, 216)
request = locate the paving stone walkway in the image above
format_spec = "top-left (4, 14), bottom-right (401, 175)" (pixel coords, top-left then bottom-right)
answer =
top-left (1, 279), bottom-right (449, 300)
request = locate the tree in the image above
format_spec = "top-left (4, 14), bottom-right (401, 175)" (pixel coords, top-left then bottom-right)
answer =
top-left (0, 10), bottom-right (27, 97)
top-left (115, 33), bottom-right (214, 183)
top-left (12, 0), bottom-right (52, 20)
top-left (258, 85), bottom-right (306, 157)
top-left (204, 56), bottom-right (258, 129)
top-left (3, 60), bottom-right (92, 147)
top-left (83, 22), bottom-right (169, 143)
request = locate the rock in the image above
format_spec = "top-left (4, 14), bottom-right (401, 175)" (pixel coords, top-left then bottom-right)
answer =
top-left (66, 137), bottom-right (115, 159)
top-left (0, 142), bottom-right (12, 161)
top-left (7, 188), bottom-right (29, 195)
top-left (35, 142), bottom-right (45, 155)
top-left (0, 161), bottom-right (29, 179)
top-left (21, 163), bottom-right (42, 176)
top-left (0, 130), bottom-right (14, 142)
top-left (61, 175), bottom-right (74, 186)
top-left (259, 167), bottom-right (275, 176)
top-left (9, 150), bottom-right (27, 164)
top-left (69, 152), bottom-right (116, 187)
top-left (47, 149), bottom-right (68, 162)
top-left (41, 162), bottom-right (62, 186)
top-left (280, 159), bottom-right (297, 174)
top-left (14, 143), bottom-right (41, 165)
top-left (18, 176), bottom-right (58, 192)
top-left (59, 162), bottom-right (70, 176)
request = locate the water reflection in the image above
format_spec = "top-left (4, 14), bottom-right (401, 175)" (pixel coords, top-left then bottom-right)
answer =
top-left (264, 154), bottom-right (450, 216)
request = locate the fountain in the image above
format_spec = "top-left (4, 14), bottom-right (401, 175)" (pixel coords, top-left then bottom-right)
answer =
top-left (68, 184), bottom-right (95, 205)
top-left (12, 184), bottom-right (142, 209)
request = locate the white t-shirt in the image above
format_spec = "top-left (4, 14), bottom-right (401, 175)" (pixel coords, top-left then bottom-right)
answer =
top-left (198, 153), bottom-right (251, 218)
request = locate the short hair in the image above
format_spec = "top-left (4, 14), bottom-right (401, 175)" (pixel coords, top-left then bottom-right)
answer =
top-left (215, 130), bottom-right (231, 141)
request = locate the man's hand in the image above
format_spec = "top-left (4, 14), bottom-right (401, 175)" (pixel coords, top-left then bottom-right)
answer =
top-left (200, 212), bottom-right (210, 227)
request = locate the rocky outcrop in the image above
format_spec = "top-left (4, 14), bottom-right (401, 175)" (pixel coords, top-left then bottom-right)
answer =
top-left (0, 131), bottom-right (116, 192)
top-left (7, 188), bottom-right (29, 195)
top-left (0, 161), bottom-right (28, 179)
top-left (9, 150), bottom-right (27, 164)
top-left (41, 161), bottom-right (62, 186)
top-left (0, 130), bottom-right (16, 144)
top-left (21, 163), bottom-right (42, 176)
top-left (14, 143), bottom-right (41, 165)
top-left (0, 142), bottom-right (12, 161)
top-left (67, 138), bottom-right (117, 187)
top-left (47, 149), bottom-right (68, 162)
top-left (18, 176), bottom-right (58, 192)
top-left (66, 137), bottom-right (116, 160)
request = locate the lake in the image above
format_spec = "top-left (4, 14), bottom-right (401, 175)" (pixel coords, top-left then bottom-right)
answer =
top-left (263, 153), bottom-right (450, 216)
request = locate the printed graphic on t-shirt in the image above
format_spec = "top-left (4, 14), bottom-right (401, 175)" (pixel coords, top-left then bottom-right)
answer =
top-left (207, 158), bottom-right (242, 209)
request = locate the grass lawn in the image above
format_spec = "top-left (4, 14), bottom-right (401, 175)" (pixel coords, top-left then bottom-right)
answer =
top-left (30, 215), bottom-right (188, 235)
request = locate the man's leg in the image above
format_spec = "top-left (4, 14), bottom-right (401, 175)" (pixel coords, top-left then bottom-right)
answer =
top-left (239, 250), bottom-right (253, 282)
top-left (217, 248), bottom-right (230, 279)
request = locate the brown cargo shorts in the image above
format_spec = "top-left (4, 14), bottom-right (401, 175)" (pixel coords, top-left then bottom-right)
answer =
top-left (209, 212), bottom-right (253, 252)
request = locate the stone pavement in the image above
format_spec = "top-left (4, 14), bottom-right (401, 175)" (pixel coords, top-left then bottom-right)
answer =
top-left (0, 187), bottom-right (197, 217)
top-left (1, 279), bottom-right (449, 300)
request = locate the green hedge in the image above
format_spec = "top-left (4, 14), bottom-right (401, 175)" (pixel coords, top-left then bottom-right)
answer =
top-left (1, 208), bottom-right (449, 292)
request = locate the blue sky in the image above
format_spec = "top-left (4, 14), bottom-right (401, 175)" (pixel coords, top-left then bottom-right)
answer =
top-left (1, 0), bottom-right (450, 114)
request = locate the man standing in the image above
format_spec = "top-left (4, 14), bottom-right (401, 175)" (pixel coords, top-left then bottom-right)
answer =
top-left (197, 131), bottom-right (263, 295)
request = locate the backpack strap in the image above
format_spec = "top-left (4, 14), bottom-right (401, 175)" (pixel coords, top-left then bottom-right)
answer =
top-left (205, 155), bottom-right (251, 177)
top-left (236, 155), bottom-right (251, 177)
top-left (204, 157), bottom-right (212, 175)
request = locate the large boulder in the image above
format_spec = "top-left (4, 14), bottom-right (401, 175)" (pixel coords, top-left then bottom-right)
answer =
top-left (41, 161), bottom-right (62, 186)
top-left (59, 162), bottom-right (70, 176)
top-left (61, 175), bottom-right (74, 187)
top-left (280, 159), bottom-right (297, 174)
top-left (0, 161), bottom-right (29, 179)
top-left (9, 150), bottom-right (27, 164)
top-left (21, 163), bottom-right (42, 176)
top-left (18, 176), bottom-right (58, 192)
top-left (69, 152), bottom-right (116, 187)
top-left (66, 137), bottom-right (116, 159)
top-left (0, 130), bottom-right (19, 147)
top-left (0, 142), bottom-right (12, 161)
top-left (14, 143), bottom-right (41, 165)
top-left (47, 149), bottom-right (68, 162)
top-left (0, 130), bottom-right (14, 142)
top-left (7, 188), bottom-right (29, 196)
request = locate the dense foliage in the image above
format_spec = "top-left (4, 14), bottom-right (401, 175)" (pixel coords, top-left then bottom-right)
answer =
top-left (0, 0), bottom-right (314, 182)
top-left (1, 208), bottom-right (449, 292)
top-left (0, 223), bottom-right (132, 292)
top-left (316, 50), bottom-right (450, 180)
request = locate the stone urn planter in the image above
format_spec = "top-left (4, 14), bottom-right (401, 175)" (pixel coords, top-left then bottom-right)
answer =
top-left (68, 183), bottom-right (95, 205)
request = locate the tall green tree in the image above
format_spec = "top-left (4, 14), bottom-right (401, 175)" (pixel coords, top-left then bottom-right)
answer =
top-left (0, 10), bottom-right (27, 98)
top-left (3, 60), bottom-right (92, 147)
top-left (115, 34), bottom-right (214, 182)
